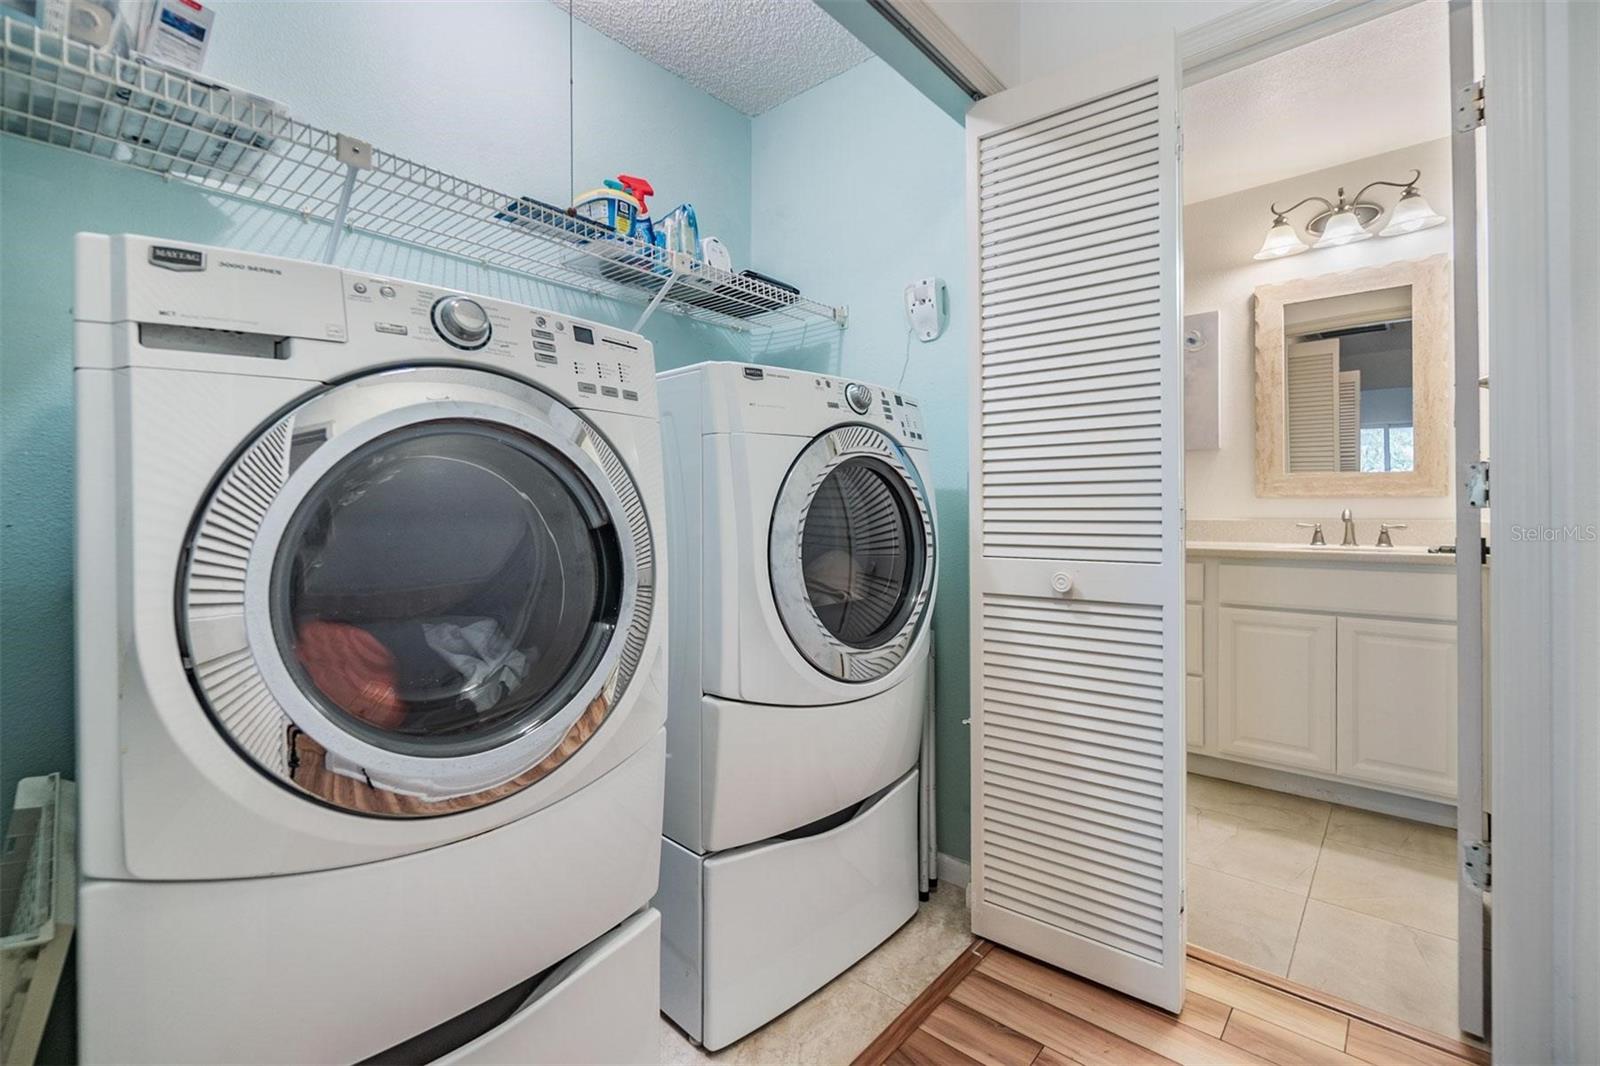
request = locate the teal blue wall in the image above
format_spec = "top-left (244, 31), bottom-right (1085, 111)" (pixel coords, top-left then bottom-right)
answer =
top-left (201, 1), bottom-right (752, 268)
top-left (1, 7), bottom-right (975, 898)
top-left (0, 1), bottom-right (755, 831)
top-left (751, 59), bottom-right (970, 861)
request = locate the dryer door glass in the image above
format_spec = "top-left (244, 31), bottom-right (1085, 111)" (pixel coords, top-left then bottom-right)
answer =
top-left (272, 422), bottom-right (622, 759)
top-left (770, 423), bottom-right (936, 684)
top-left (801, 457), bottom-right (924, 648)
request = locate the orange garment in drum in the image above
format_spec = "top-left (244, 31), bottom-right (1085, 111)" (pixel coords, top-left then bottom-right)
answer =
top-left (294, 620), bottom-right (407, 730)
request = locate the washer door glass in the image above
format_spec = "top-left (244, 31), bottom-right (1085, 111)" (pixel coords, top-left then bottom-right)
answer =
top-left (274, 422), bottom-right (620, 759)
top-left (801, 457), bottom-right (923, 648)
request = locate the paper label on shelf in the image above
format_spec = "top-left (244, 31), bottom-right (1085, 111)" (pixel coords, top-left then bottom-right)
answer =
top-left (139, 0), bottom-right (213, 73)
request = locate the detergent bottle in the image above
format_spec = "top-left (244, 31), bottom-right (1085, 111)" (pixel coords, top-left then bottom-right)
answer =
top-left (570, 173), bottom-right (655, 244)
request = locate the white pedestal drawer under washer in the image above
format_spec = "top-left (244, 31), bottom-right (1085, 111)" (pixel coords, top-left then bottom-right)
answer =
top-left (73, 234), bottom-right (668, 1063)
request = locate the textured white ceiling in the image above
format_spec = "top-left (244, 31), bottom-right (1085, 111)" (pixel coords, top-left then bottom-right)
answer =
top-left (559, 0), bottom-right (873, 116)
top-left (1183, 2), bottom-right (1451, 204)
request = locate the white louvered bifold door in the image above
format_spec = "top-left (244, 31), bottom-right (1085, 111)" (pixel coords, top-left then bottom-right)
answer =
top-left (1285, 340), bottom-right (1340, 473)
top-left (1338, 370), bottom-right (1361, 472)
top-left (965, 34), bottom-right (1186, 1013)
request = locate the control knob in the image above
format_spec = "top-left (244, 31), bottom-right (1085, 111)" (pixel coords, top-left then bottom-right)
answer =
top-left (431, 296), bottom-right (491, 350)
top-left (844, 381), bottom-right (873, 415)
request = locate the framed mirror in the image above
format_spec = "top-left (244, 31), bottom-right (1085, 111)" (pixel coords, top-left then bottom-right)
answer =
top-left (1253, 255), bottom-right (1451, 497)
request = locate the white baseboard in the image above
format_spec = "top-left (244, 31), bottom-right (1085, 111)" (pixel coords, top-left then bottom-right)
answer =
top-left (935, 852), bottom-right (970, 888)
top-left (1188, 753), bottom-right (1457, 827)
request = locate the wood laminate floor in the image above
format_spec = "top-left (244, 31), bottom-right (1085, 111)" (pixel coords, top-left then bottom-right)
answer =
top-left (854, 942), bottom-right (1489, 1066)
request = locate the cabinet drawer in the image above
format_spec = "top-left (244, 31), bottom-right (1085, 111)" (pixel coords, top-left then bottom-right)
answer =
top-left (1336, 617), bottom-right (1458, 797)
top-left (1185, 604), bottom-right (1202, 674)
top-left (1217, 607), bottom-right (1336, 772)
top-left (1218, 562), bottom-right (1454, 621)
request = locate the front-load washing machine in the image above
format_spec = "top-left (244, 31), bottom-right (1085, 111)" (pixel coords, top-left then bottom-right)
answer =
top-left (73, 234), bottom-right (668, 1064)
top-left (653, 361), bottom-right (936, 1049)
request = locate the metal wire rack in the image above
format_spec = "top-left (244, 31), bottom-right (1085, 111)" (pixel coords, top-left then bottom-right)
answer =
top-left (0, 19), bottom-right (848, 332)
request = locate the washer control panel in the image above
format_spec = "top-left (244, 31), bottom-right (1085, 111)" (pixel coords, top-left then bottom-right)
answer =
top-left (341, 272), bottom-right (655, 414)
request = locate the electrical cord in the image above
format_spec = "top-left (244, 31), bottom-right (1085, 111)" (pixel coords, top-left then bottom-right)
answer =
top-left (896, 325), bottom-right (913, 391)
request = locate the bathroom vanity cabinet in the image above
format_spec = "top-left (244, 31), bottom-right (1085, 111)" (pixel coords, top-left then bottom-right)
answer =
top-left (1185, 545), bottom-right (1470, 803)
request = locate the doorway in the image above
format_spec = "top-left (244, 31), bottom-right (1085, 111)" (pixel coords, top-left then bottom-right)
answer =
top-left (1177, 0), bottom-right (1486, 1040)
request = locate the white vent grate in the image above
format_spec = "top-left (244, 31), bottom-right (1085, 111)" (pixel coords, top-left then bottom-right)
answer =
top-left (977, 81), bottom-right (1165, 564)
top-left (978, 593), bottom-right (1166, 962)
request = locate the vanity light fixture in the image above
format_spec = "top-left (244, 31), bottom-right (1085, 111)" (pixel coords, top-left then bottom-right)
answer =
top-left (1252, 215), bottom-right (1310, 259)
top-left (1252, 169), bottom-right (1446, 261)
top-left (1379, 184), bottom-right (1449, 236)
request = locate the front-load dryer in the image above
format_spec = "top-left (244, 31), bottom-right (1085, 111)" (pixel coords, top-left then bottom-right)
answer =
top-left (653, 362), bottom-right (936, 1049)
top-left (73, 234), bottom-right (667, 1064)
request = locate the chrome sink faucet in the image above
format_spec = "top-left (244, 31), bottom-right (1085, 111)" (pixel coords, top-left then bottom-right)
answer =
top-left (1341, 508), bottom-right (1358, 546)
top-left (1377, 522), bottom-right (1408, 547)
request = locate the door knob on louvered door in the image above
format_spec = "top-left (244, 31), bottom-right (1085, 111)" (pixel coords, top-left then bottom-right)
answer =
top-left (1050, 571), bottom-right (1074, 595)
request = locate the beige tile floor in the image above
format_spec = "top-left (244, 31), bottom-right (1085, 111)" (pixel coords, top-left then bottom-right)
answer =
top-left (656, 879), bottom-right (971, 1065)
top-left (1185, 772), bottom-right (1461, 1035)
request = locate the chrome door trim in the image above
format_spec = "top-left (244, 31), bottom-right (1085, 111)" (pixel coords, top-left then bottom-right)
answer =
top-left (180, 366), bottom-right (656, 817)
top-left (769, 424), bottom-right (936, 682)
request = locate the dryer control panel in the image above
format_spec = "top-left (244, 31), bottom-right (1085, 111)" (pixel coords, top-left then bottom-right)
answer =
top-left (672, 362), bottom-right (925, 444)
top-left (810, 374), bottom-right (925, 442)
top-left (341, 272), bottom-right (656, 416)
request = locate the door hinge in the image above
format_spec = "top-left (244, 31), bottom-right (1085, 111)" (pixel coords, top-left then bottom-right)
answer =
top-left (1175, 115), bottom-right (1184, 159)
top-left (1463, 839), bottom-right (1491, 891)
top-left (1455, 77), bottom-right (1486, 132)
top-left (1467, 460), bottom-right (1490, 508)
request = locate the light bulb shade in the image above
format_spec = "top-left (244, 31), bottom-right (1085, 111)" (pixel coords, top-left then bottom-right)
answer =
top-left (1379, 190), bottom-right (1447, 236)
top-left (1253, 219), bottom-right (1310, 260)
top-left (1313, 207), bottom-right (1374, 248)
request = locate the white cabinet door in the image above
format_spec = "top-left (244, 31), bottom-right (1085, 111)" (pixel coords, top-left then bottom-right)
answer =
top-left (1217, 607), bottom-right (1336, 772)
top-left (1184, 603), bottom-right (1202, 673)
top-left (1185, 675), bottom-right (1204, 749)
top-left (1336, 617), bottom-right (1458, 797)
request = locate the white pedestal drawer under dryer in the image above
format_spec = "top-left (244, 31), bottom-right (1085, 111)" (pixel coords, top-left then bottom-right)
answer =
top-left (73, 234), bottom-right (668, 1064)
top-left (653, 361), bottom-right (937, 1050)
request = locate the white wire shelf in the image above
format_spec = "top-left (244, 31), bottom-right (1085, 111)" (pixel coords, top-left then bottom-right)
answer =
top-left (0, 19), bottom-right (847, 332)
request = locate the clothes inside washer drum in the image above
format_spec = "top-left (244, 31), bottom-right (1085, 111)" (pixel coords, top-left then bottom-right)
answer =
top-left (293, 620), bottom-right (406, 730)
top-left (800, 459), bottom-right (917, 647)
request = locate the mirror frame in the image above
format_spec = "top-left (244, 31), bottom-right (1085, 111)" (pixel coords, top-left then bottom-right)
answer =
top-left (1253, 254), bottom-right (1452, 497)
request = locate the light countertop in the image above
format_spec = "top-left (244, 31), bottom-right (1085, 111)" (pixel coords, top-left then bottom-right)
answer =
top-left (1186, 540), bottom-right (1465, 566)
